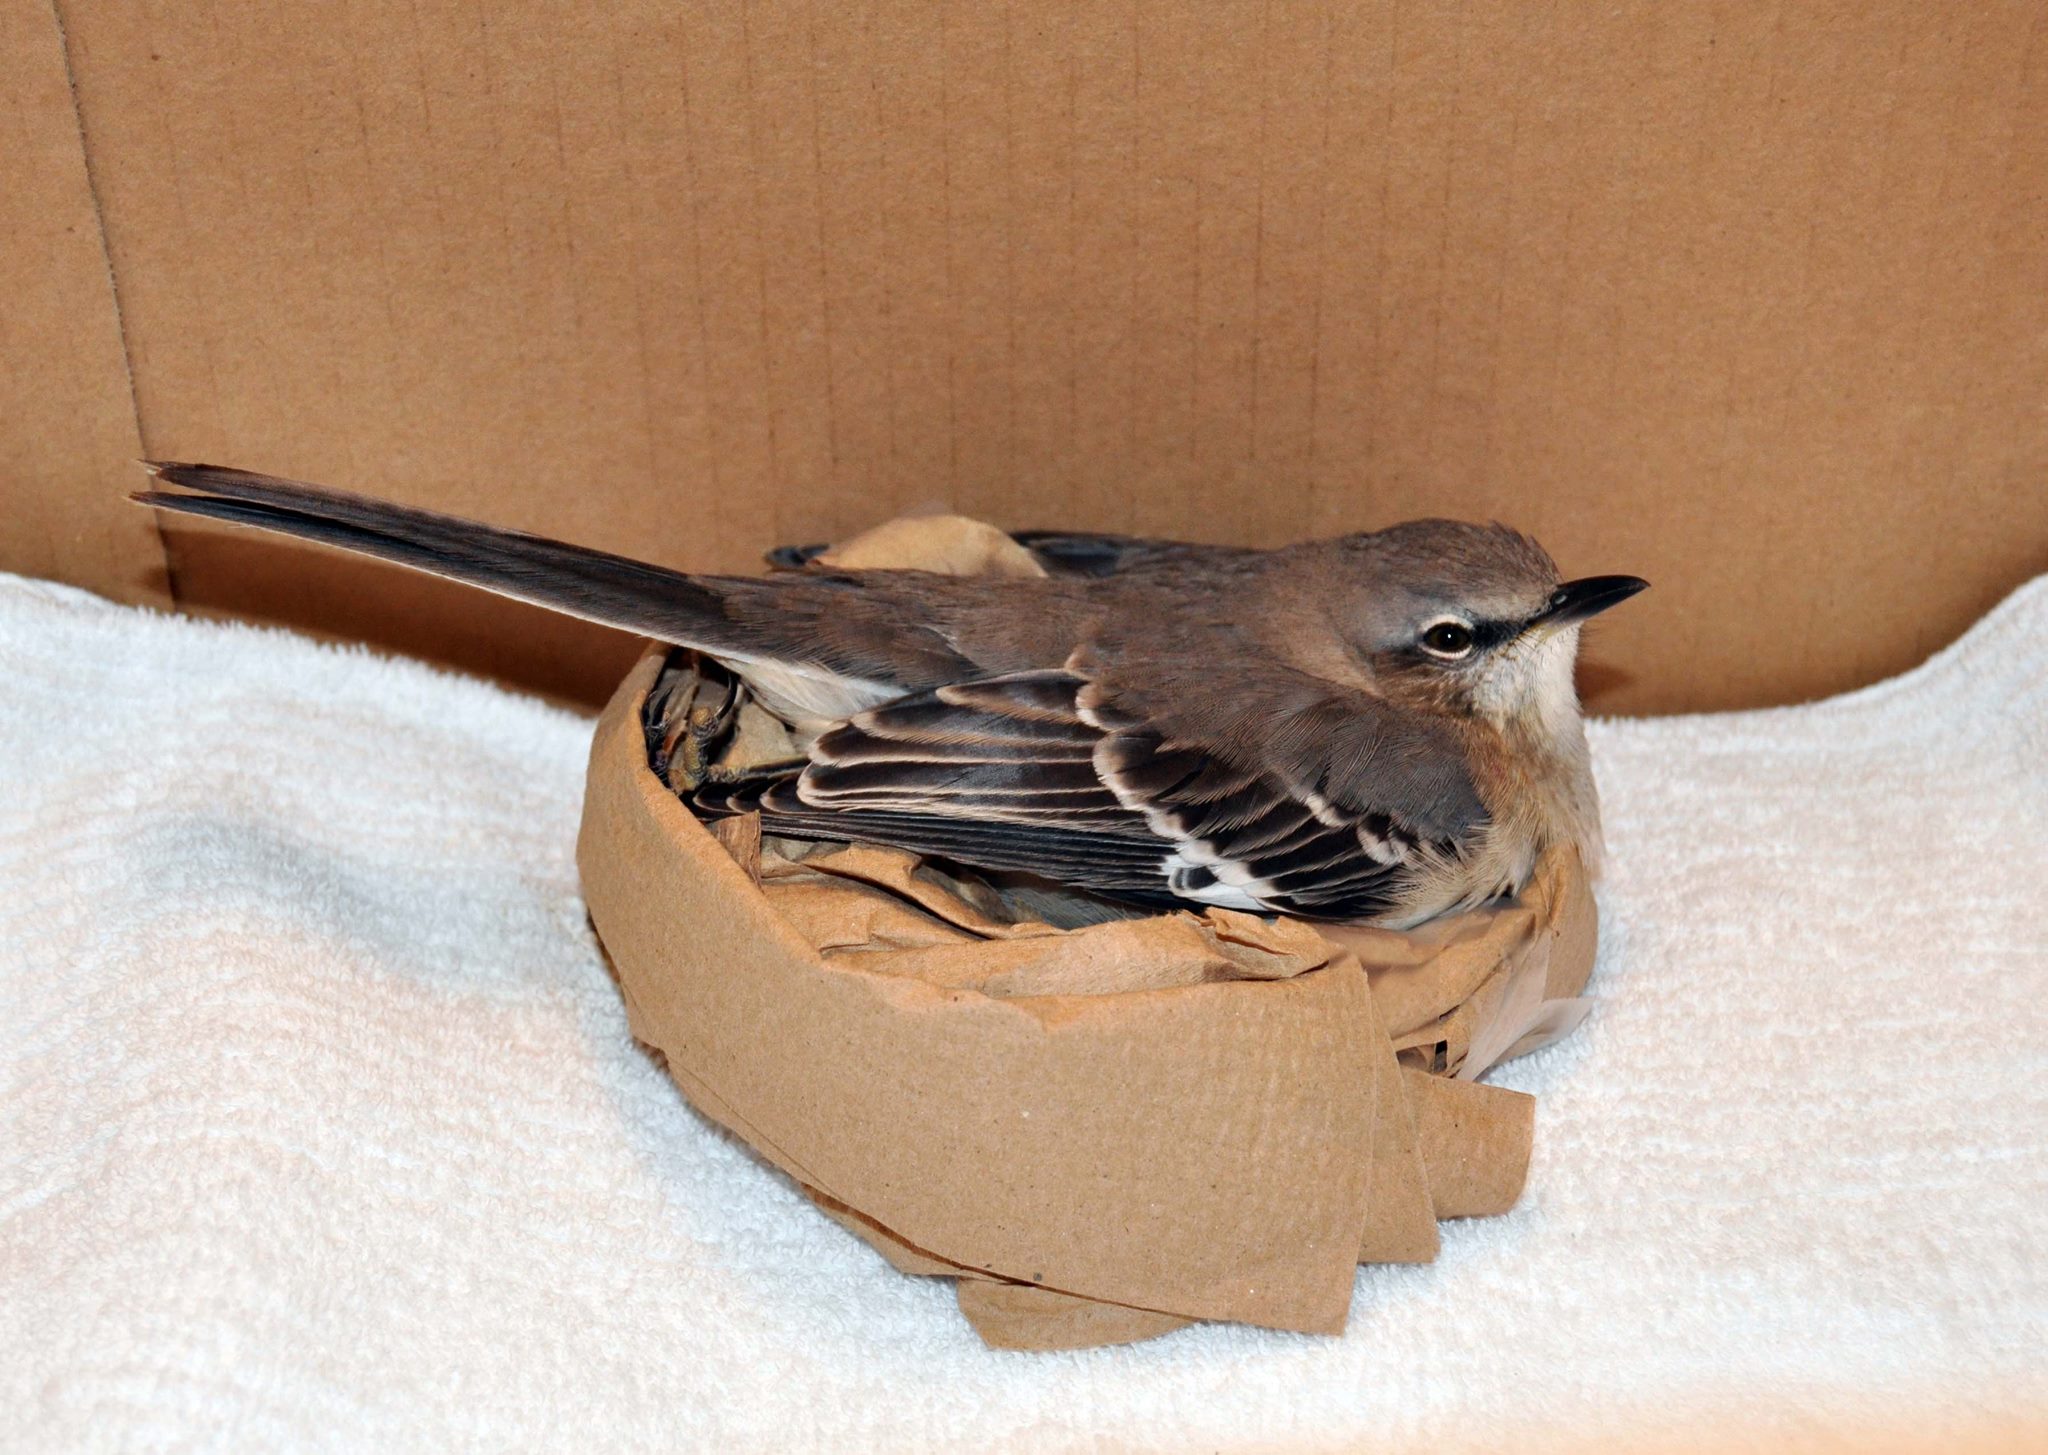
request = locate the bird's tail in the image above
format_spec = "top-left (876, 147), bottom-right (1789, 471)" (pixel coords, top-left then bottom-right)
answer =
top-left (134, 462), bottom-right (737, 646)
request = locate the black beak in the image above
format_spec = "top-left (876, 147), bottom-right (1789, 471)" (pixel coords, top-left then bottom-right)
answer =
top-left (1527, 574), bottom-right (1650, 630)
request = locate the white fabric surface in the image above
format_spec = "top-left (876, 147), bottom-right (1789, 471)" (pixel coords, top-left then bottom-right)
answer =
top-left (3, 570), bottom-right (2044, 1453)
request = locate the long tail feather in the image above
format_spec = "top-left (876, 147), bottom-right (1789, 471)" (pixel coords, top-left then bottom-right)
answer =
top-left (135, 462), bottom-right (737, 647)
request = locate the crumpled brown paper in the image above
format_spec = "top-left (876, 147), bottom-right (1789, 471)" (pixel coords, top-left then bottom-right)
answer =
top-left (575, 514), bottom-right (1597, 1351)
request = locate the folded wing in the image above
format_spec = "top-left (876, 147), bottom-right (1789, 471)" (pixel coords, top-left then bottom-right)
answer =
top-left (694, 666), bottom-right (1489, 921)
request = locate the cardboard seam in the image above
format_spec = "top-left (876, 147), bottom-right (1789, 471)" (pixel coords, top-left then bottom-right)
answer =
top-left (1302, 0), bottom-right (1337, 532)
top-left (735, 0), bottom-right (786, 548)
top-left (45, 0), bottom-right (168, 600)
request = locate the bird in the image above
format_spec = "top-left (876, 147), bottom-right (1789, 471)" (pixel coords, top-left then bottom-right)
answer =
top-left (133, 462), bottom-right (1647, 928)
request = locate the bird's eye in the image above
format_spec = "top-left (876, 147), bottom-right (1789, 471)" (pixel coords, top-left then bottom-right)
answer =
top-left (1420, 620), bottom-right (1475, 658)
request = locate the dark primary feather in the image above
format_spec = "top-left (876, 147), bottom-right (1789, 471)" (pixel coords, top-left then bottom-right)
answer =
top-left (1005, 529), bottom-right (1257, 578)
top-left (999, 530), bottom-right (1146, 576)
top-left (767, 527), bottom-right (1252, 579)
top-left (764, 540), bottom-right (832, 570)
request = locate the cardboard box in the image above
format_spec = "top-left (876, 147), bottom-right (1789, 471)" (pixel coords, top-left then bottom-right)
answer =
top-left (5, 3), bottom-right (2046, 712)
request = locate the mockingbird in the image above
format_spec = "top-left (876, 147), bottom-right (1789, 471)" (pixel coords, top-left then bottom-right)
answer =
top-left (136, 463), bottom-right (1645, 927)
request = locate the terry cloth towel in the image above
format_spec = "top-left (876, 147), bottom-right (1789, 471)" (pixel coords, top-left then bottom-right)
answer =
top-left (2, 571), bottom-right (2044, 1454)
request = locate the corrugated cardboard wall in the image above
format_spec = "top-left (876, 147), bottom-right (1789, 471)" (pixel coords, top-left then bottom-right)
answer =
top-left (1, 0), bottom-right (162, 608)
top-left (10, 1), bottom-right (2048, 711)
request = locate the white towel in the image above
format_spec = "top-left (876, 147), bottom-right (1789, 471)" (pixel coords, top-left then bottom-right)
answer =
top-left (3, 571), bottom-right (2043, 1453)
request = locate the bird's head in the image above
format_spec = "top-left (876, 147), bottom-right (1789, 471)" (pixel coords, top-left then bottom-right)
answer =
top-left (1336, 520), bottom-right (1648, 743)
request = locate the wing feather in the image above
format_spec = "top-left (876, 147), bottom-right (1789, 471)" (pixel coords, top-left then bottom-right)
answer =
top-left (683, 663), bottom-right (1490, 922)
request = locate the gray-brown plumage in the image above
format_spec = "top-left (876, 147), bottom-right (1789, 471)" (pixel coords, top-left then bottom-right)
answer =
top-left (135, 463), bottom-right (1646, 927)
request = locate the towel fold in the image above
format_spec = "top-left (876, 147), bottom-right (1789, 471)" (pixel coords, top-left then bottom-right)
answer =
top-left (3, 571), bottom-right (2043, 1453)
